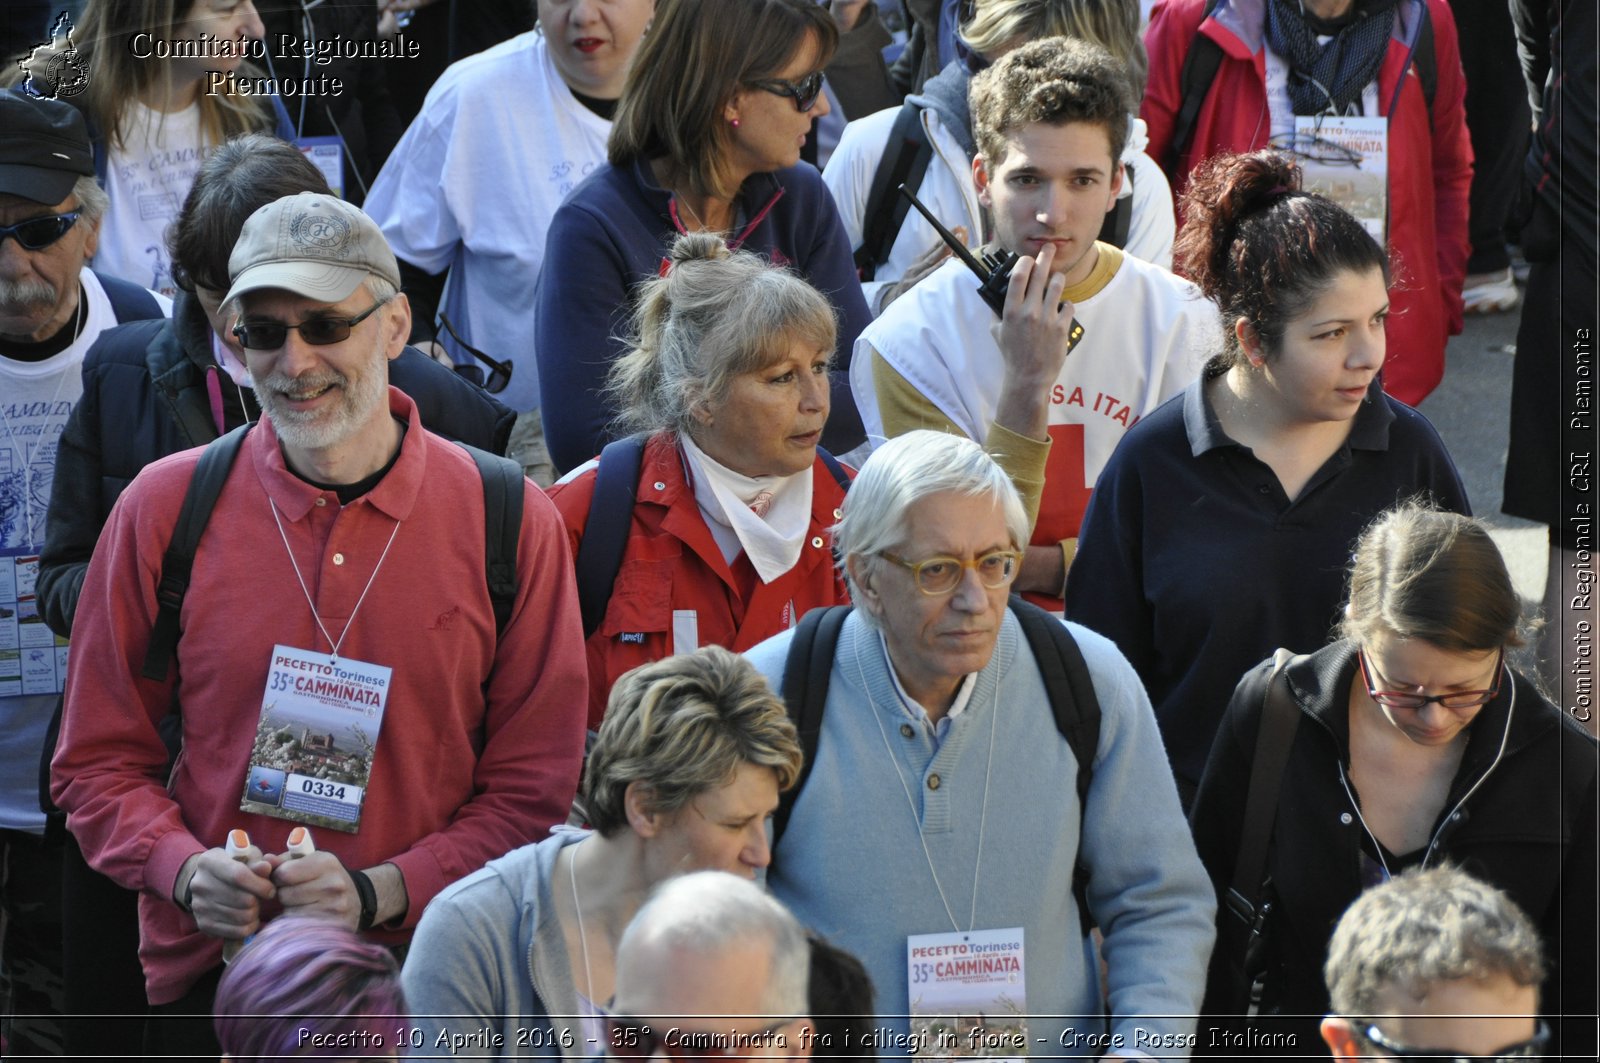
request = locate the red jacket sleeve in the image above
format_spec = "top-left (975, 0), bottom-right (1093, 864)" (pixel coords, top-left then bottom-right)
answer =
top-left (1423, 0), bottom-right (1474, 336)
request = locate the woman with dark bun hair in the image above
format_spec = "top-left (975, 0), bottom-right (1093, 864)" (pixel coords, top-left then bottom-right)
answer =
top-left (1063, 150), bottom-right (1469, 808)
top-left (548, 232), bottom-right (851, 728)
top-left (1189, 502), bottom-right (1596, 1054)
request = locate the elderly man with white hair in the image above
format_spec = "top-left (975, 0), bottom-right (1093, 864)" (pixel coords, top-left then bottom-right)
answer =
top-left (608, 871), bottom-right (814, 1062)
top-left (746, 430), bottom-right (1214, 1058)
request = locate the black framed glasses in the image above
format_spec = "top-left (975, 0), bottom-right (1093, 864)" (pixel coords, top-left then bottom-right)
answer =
top-left (880, 549), bottom-right (1022, 596)
top-left (1361, 1019), bottom-right (1549, 1061)
top-left (604, 1015), bottom-right (792, 1060)
top-left (746, 70), bottom-right (825, 111)
top-left (232, 296), bottom-right (391, 350)
top-left (0, 211), bottom-right (81, 251)
top-left (1359, 648), bottom-right (1504, 711)
top-left (1267, 130), bottom-right (1365, 167)
top-left (437, 311), bottom-right (513, 395)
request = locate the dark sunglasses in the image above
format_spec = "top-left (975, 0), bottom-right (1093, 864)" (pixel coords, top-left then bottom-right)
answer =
top-left (232, 296), bottom-right (391, 350)
top-left (437, 311), bottom-right (513, 395)
top-left (0, 211), bottom-right (81, 251)
top-left (746, 70), bottom-right (825, 111)
top-left (604, 1016), bottom-right (791, 1060)
top-left (1361, 1019), bottom-right (1549, 1061)
top-left (1359, 647), bottom-right (1504, 712)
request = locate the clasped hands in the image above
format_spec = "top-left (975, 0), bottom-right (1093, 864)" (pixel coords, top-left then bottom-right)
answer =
top-left (175, 845), bottom-right (362, 940)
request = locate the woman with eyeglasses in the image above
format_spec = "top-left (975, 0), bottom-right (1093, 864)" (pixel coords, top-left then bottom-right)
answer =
top-left (1188, 502), bottom-right (1597, 1055)
top-left (547, 232), bottom-right (850, 729)
top-left (535, 0), bottom-right (872, 475)
top-left (1063, 150), bottom-right (1468, 809)
top-left (401, 646), bottom-right (804, 1059)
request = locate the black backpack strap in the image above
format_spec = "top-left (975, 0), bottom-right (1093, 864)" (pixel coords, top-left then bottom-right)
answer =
top-left (1218, 649), bottom-right (1303, 1010)
top-left (1386, 1), bottom-right (1437, 126)
top-left (1009, 597), bottom-right (1101, 933)
top-left (575, 433), bottom-right (649, 639)
top-left (95, 272), bottom-right (162, 322)
top-left (814, 446), bottom-right (851, 493)
top-left (460, 443), bottom-right (523, 637)
top-left (855, 101), bottom-right (936, 282)
top-left (1096, 166), bottom-right (1134, 249)
top-left (140, 423), bottom-right (252, 681)
top-left (773, 604), bottom-right (853, 846)
top-left (1167, 0), bottom-right (1226, 176)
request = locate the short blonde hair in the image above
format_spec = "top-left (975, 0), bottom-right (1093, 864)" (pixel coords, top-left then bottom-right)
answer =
top-left (582, 647), bottom-right (804, 837)
top-left (606, 232), bottom-right (836, 438)
top-left (961, 0), bottom-right (1147, 99)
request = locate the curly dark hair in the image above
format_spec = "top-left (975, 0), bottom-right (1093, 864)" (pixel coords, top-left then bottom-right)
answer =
top-left (969, 36), bottom-right (1130, 170)
top-left (1173, 150), bottom-right (1389, 367)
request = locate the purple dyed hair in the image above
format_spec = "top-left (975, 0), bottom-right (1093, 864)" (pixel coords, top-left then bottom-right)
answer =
top-left (213, 916), bottom-right (407, 1060)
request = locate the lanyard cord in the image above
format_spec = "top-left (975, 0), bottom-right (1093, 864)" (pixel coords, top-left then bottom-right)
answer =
top-left (857, 626), bottom-right (998, 934)
top-left (268, 495), bottom-right (401, 661)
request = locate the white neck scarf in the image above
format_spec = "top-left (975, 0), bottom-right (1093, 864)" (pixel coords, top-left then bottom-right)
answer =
top-left (678, 433), bottom-right (813, 583)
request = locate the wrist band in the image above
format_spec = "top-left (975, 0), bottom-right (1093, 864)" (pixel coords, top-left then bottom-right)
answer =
top-left (177, 875), bottom-right (195, 914)
top-left (348, 867), bottom-right (379, 931)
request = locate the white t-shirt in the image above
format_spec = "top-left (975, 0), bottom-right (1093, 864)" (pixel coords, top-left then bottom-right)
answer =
top-left (93, 101), bottom-right (210, 295)
top-left (365, 31), bottom-right (612, 415)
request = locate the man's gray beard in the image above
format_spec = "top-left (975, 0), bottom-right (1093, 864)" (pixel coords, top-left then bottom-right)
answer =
top-left (0, 277), bottom-right (60, 319)
top-left (252, 356), bottom-right (388, 452)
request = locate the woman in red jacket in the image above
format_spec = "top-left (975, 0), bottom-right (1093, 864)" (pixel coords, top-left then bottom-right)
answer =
top-left (1141, 0), bottom-right (1473, 405)
top-left (548, 233), bottom-right (851, 727)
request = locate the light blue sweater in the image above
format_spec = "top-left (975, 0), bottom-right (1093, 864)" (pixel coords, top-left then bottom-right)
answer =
top-left (746, 611), bottom-right (1215, 1058)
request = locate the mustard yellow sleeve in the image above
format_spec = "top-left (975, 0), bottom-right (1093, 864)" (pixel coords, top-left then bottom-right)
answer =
top-left (869, 348), bottom-right (1052, 531)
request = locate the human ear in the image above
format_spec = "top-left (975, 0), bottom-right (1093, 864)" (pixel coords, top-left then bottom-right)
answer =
top-left (1234, 318), bottom-right (1266, 368)
top-left (1319, 1017), bottom-right (1362, 1060)
top-left (973, 155), bottom-right (992, 208)
top-left (623, 781), bottom-right (664, 837)
top-left (383, 292), bottom-right (411, 362)
top-left (846, 554), bottom-right (882, 615)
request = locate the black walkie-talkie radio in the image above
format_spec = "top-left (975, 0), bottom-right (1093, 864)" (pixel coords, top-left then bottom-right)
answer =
top-left (898, 184), bottom-right (1084, 353)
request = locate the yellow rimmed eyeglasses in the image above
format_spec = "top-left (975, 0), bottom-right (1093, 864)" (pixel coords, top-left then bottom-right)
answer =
top-left (879, 549), bottom-right (1022, 596)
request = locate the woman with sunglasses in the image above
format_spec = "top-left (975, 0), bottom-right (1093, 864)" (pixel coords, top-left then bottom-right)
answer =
top-left (548, 232), bottom-right (849, 729)
top-left (535, 0), bottom-right (871, 475)
top-left (402, 646), bottom-right (804, 1059)
top-left (8, 1), bottom-right (297, 296)
top-left (1189, 502), bottom-right (1597, 1055)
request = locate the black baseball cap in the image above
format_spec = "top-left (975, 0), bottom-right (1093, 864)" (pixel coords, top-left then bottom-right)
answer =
top-left (0, 89), bottom-right (95, 205)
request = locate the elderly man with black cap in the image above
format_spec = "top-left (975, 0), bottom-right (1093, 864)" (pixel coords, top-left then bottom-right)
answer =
top-left (0, 86), bottom-right (168, 1056)
top-left (50, 191), bottom-right (589, 1056)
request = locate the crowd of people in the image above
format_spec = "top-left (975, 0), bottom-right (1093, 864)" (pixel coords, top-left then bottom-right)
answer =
top-left (0, 0), bottom-right (1593, 1059)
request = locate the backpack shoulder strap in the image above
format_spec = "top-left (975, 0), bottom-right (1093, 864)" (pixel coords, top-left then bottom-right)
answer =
top-left (1385, 1), bottom-right (1438, 124)
top-left (773, 605), bottom-right (853, 846)
top-left (141, 423), bottom-right (252, 681)
top-left (814, 446), bottom-right (851, 493)
top-left (1009, 597), bottom-right (1101, 933)
top-left (1220, 650), bottom-right (1304, 974)
top-left (95, 272), bottom-right (163, 322)
top-left (460, 443), bottom-right (523, 637)
top-left (1167, 0), bottom-right (1227, 175)
top-left (1096, 166), bottom-right (1134, 249)
top-left (855, 101), bottom-right (937, 282)
top-left (575, 433), bottom-right (649, 639)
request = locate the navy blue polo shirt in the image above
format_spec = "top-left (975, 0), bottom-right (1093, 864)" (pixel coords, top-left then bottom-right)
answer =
top-left (1063, 372), bottom-right (1470, 793)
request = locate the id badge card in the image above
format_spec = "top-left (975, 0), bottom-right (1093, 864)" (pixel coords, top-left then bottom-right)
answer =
top-left (0, 551), bottom-right (68, 696)
top-left (908, 928), bottom-right (1028, 1061)
top-left (240, 645), bottom-right (390, 833)
top-left (296, 135), bottom-right (345, 200)
top-left (1292, 115), bottom-right (1388, 242)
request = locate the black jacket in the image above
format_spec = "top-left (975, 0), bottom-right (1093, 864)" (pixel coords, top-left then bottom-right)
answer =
top-left (1191, 641), bottom-right (1597, 1054)
top-left (37, 291), bottom-right (515, 637)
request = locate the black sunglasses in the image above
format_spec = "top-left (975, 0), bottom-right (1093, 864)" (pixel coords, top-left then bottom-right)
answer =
top-left (1361, 1020), bottom-right (1550, 1062)
top-left (232, 297), bottom-right (391, 350)
top-left (746, 70), bottom-right (825, 111)
top-left (436, 312), bottom-right (513, 395)
top-left (0, 211), bottom-right (81, 251)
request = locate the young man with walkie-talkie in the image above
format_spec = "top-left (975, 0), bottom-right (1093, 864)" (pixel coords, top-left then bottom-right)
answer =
top-left (852, 36), bottom-right (1223, 609)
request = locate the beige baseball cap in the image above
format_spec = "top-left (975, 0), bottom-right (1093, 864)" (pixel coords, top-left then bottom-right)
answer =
top-left (224, 192), bottom-right (401, 307)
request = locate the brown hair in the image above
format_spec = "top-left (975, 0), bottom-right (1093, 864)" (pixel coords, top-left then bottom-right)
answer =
top-left (168, 133), bottom-right (331, 294)
top-left (581, 647), bottom-right (803, 837)
top-left (62, 0), bottom-right (275, 152)
top-left (969, 36), bottom-right (1130, 172)
top-left (1174, 150), bottom-right (1389, 368)
top-left (1341, 503), bottom-right (1525, 652)
top-left (607, 0), bottom-right (837, 200)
